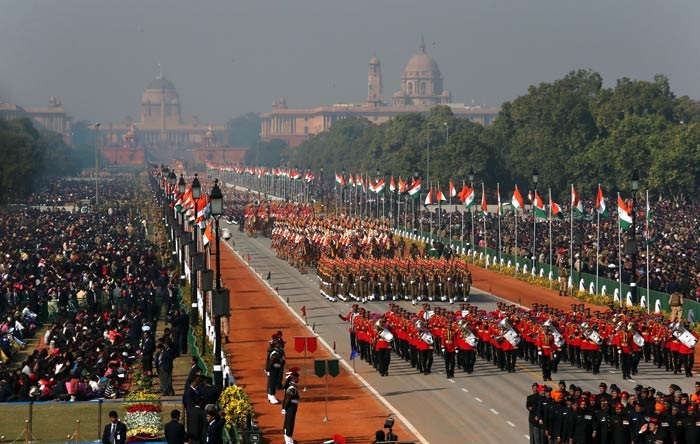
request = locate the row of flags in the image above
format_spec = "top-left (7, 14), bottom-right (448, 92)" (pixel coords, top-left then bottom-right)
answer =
top-left (171, 182), bottom-right (215, 247)
top-left (335, 171), bottom-right (650, 231)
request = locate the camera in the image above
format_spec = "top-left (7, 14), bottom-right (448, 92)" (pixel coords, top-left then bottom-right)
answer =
top-left (383, 417), bottom-right (394, 429)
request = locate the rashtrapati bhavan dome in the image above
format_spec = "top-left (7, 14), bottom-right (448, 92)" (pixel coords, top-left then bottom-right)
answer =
top-left (261, 40), bottom-right (498, 147)
top-left (99, 74), bottom-right (226, 150)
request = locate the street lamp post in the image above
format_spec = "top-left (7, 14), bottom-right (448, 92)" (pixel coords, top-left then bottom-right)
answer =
top-left (95, 123), bottom-right (100, 206)
top-left (188, 174), bottom-right (202, 327)
top-left (629, 169), bottom-right (640, 305)
top-left (210, 178), bottom-right (224, 390)
top-left (341, 167), bottom-right (346, 216)
top-left (444, 122), bottom-right (449, 144)
top-left (532, 169), bottom-right (539, 271)
top-left (413, 170), bottom-right (420, 232)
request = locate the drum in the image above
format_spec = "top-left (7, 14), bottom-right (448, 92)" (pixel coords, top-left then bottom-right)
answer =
top-left (380, 329), bottom-right (394, 343)
top-left (466, 333), bottom-right (478, 347)
top-left (421, 332), bottom-right (434, 345)
top-left (633, 332), bottom-right (645, 347)
top-left (423, 310), bottom-right (435, 321)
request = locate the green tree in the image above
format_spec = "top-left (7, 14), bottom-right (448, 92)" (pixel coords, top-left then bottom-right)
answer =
top-left (226, 112), bottom-right (262, 147)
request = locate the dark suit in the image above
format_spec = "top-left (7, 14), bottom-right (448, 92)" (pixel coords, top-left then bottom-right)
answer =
top-left (101, 421), bottom-right (127, 444)
top-left (164, 419), bottom-right (187, 444)
top-left (204, 418), bottom-right (224, 444)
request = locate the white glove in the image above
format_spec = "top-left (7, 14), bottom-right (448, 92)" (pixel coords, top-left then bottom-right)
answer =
top-left (265, 371), bottom-right (270, 376)
top-left (538, 351), bottom-right (542, 356)
top-left (281, 409), bottom-right (286, 415)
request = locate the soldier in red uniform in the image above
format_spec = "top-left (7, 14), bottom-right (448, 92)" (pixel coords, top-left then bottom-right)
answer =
top-left (442, 321), bottom-right (457, 378)
top-left (338, 304), bottom-right (360, 353)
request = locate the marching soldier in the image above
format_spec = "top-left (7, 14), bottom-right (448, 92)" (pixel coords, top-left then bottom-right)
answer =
top-left (537, 327), bottom-right (556, 381)
top-left (442, 321), bottom-right (457, 378)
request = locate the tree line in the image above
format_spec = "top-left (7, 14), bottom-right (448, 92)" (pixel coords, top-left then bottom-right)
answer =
top-left (0, 117), bottom-right (90, 201)
top-left (256, 69), bottom-right (700, 203)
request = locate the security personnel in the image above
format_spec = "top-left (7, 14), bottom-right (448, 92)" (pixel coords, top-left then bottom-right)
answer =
top-left (281, 368), bottom-right (301, 444)
top-left (265, 336), bottom-right (283, 404)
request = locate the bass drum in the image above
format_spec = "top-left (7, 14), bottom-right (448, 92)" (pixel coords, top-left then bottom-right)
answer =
top-left (421, 332), bottom-right (434, 345)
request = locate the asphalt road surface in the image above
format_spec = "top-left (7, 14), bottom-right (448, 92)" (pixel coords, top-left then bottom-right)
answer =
top-left (227, 223), bottom-right (689, 444)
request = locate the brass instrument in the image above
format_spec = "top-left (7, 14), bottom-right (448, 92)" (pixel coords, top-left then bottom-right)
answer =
top-left (581, 322), bottom-right (603, 346)
top-left (672, 322), bottom-right (697, 348)
top-left (543, 319), bottom-right (566, 348)
top-left (497, 317), bottom-right (521, 346)
top-left (458, 319), bottom-right (478, 347)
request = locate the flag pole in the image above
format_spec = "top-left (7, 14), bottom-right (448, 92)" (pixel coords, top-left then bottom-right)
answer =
top-left (570, 185), bottom-right (574, 290)
top-left (482, 182), bottom-right (487, 251)
top-left (617, 192), bottom-right (622, 307)
top-left (497, 182), bottom-right (502, 266)
top-left (548, 188), bottom-right (553, 287)
top-left (646, 189), bottom-right (650, 314)
top-left (596, 185), bottom-right (600, 295)
top-left (514, 196), bottom-right (519, 277)
top-left (449, 183), bottom-right (453, 249)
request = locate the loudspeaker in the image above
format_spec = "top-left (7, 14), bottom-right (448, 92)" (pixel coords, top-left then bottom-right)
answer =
top-left (200, 269), bottom-right (213, 292)
top-left (192, 252), bottom-right (204, 271)
top-left (213, 289), bottom-right (230, 316)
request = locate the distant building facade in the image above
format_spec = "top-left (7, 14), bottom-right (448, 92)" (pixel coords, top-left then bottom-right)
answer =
top-left (0, 97), bottom-right (73, 145)
top-left (261, 41), bottom-right (499, 147)
top-left (100, 75), bottom-right (227, 151)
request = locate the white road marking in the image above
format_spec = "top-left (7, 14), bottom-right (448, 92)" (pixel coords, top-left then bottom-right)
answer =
top-left (490, 408), bottom-right (499, 415)
top-left (523, 435), bottom-right (530, 440)
top-left (449, 379), bottom-right (455, 384)
top-left (461, 388), bottom-right (469, 393)
top-left (474, 397), bottom-right (483, 403)
top-left (507, 421), bottom-right (516, 427)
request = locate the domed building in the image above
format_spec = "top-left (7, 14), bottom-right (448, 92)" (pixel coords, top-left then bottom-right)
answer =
top-left (393, 40), bottom-right (451, 106)
top-left (99, 72), bottom-right (229, 160)
top-left (141, 76), bottom-right (182, 128)
top-left (261, 41), bottom-right (497, 147)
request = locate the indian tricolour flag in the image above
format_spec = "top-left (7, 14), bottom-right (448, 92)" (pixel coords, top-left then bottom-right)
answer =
top-left (407, 178), bottom-right (422, 198)
top-left (461, 185), bottom-right (475, 209)
top-left (595, 185), bottom-right (608, 218)
top-left (533, 191), bottom-right (547, 219)
top-left (617, 193), bottom-right (632, 230)
top-left (512, 185), bottom-right (524, 209)
top-left (571, 185), bottom-right (584, 216)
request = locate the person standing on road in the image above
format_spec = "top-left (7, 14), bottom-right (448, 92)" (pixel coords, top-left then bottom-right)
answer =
top-left (158, 341), bottom-right (175, 396)
top-left (102, 410), bottom-right (127, 444)
top-left (338, 303), bottom-right (360, 353)
top-left (164, 409), bottom-right (188, 444)
top-left (281, 368), bottom-right (301, 444)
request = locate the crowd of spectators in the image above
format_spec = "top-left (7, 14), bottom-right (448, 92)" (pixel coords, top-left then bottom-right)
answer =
top-left (0, 176), bottom-right (179, 402)
top-left (393, 198), bottom-right (700, 301)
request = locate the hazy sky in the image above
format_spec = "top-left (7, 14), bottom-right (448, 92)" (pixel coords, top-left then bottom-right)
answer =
top-left (1, 0), bottom-right (699, 125)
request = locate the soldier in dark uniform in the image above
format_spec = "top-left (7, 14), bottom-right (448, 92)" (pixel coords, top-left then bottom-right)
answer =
top-left (265, 336), bottom-right (283, 404)
top-left (281, 368), bottom-right (301, 444)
